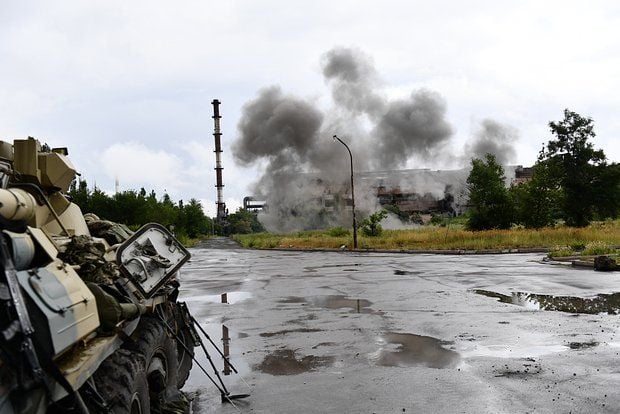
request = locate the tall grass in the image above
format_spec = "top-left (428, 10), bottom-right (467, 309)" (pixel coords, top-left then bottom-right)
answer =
top-left (233, 220), bottom-right (620, 251)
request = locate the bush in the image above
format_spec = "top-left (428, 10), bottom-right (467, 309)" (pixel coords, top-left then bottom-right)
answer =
top-left (360, 210), bottom-right (387, 237)
top-left (327, 227), bottom-right (350, 237)
top-left (429, 214), bottom-right (445, 226)
top-left (548, 246), bottom-right (575, 258)
top-left (582, 241), bottom-right (615, 256)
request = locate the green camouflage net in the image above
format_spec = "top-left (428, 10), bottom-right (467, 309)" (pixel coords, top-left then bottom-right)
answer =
top-left (86, 218), bottom-right (134, 245)
top-left (58, 235), bottom-right (120, 285)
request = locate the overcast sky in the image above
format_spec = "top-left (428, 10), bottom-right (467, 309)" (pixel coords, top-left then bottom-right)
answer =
top-left (1, 1), bottom-right (619, 216)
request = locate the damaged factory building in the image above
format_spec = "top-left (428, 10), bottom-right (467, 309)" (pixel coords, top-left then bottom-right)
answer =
top-left (245, 165), bottom-right (532, 231)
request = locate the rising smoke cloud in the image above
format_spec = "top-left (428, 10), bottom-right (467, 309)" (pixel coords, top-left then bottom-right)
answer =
top-left (464, 119), bottom-right (518, 165)
top-left (233, 86), bottom-right (323, 171)
top-left (321, 47), bottom-right (384, 116)
top-left (372, 90), bottom-right (453, 169)
top-left (233, 47), bottom-right (518, 232)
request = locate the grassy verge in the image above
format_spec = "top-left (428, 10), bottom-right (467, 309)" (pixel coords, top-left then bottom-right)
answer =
top-left (548, 240), bottom-right (620, 261)
top-left (232, 220), bottom-right (620, 252)
top-left (177, 234), bottom-right (209, 248)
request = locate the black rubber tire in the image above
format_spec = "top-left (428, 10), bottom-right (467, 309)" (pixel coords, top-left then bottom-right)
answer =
top-left (176, 324), bottom-right (195, 389)
top-left (89, 349), bottom-right (150, 414)
top-left (123, 317), bottom-right (181, 410)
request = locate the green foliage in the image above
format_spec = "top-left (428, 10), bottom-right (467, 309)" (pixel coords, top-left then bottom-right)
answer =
top-left (429, 214), bottom-right (445, 226)
top-left (327, 226), bottom-right (350, 237)
top-left (383, 204), bottom-right (411, 223)
top-left (510, 162), bottom-right (561, 228)
top-left (67, 179), bottom-right (213, 239)
top-left (548, 246), bottom-right (576, 258)
top-left (360, 210), bottom-right (388, 236)
top-left (179, 198), bottom-right (212, 237)
top-left (466, 154), bottom-right (514, 230)
top-left (539, 109), bottom-right (611, 227)
top-left (592, 162), bottom-right (620, 220)
top-left (582, 241), bottom-right (615, 256)
top-left (226, 208), bottom-right (265, 234)
top-left (548, 241), bottom-right (617, 258)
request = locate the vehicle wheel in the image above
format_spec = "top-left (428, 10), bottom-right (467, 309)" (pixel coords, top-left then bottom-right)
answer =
top-left (168, 303), bottom-right (196, 389)
top-left (89, 349), bottom-right (150, 414)
top-left (176, 323), bottom-right (195, 389)
top-left (123, 316), bottom-right (181, 410)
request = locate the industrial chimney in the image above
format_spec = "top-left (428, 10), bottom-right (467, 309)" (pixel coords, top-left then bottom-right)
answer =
top-left (212, 99), bottom-right (227, 222)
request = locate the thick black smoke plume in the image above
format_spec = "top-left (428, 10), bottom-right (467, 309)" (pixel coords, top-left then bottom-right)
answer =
top-left (232, 47), bottom-right (518, 231)
top-left (464, 119), bottom-right (518, 165)
top-left (321, 47), bottom-right (384, 116)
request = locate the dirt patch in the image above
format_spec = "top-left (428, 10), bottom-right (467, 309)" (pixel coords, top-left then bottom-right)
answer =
top-left (260, 328), bottom-right (322, 337)
top-left (394, 270), bottom-right (424, 275)
top-left (312, 342), bottom-right (336, 349)
top-left (568, 341), bottom-right (598, 350)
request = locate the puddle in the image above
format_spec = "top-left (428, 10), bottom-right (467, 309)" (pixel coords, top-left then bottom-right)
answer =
top-left (474, 290), bottom-right (620, 314)
top-left (255, 349), bottom-right (334, 375)
top-left (278, 295), bottom-right (382, 314)
top-left (184, 291), bottom-right (252, 305)
top-left (374, 332), bottom-right (460, 369)
top-left (461, 343), bottom-right (567, 359)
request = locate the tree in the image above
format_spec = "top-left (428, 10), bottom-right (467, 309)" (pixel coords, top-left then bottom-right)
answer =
top-left (510, 161), bottom-right (561, 228)
top-left (360, 210), bottom-right (387, 236)
top-left (466, 153), bottom-right (513, 230)
top-left (592, 162), bottom-right (620, 220)
top-left (539, 109), bottom-right (608, 227)
top-left (68, 178), bottom-right (90, 208)
top-left (179, 199), bottom-right (211, 238)
top-left (227, 208), bottom-right (265, 234)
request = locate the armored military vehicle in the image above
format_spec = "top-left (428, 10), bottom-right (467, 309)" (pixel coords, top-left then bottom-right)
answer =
top-left (0, 137), bottom-right (200, 413)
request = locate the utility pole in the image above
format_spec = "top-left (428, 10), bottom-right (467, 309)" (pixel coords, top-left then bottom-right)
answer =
top-left (333, 135), bottom-right (357, 249)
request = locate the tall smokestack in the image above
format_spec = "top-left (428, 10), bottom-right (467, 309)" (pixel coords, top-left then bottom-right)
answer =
top-left (212, 99), bottom-right (227, 221)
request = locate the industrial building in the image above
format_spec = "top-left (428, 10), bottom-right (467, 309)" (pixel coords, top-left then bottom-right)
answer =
top-left (246, 165), bottom-right (533, 225)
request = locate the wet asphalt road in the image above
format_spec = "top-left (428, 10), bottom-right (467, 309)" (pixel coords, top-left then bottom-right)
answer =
top-left (179, 238), bottom-right (620, 413)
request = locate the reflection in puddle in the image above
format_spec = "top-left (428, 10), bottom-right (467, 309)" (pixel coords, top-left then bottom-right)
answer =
top-left (461, 343), bottom-right (567, 359)
top-left (185, 318), bottom-right (251, 388)
top-left (474, 290), bottom-right (620, 314)
top-left (374, 333), bottom-right (460, 369)
top-left (184, 291), bottom-right (252, 305)
top-left (255, 349), bottom-right (334, 375)
top-left (278, 295), bottom-right (381, 314)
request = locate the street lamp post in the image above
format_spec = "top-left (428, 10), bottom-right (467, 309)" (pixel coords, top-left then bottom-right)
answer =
top-left (333, 135), bottom-right (357, 249)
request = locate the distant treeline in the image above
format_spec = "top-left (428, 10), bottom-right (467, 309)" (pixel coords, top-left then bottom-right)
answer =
top-left (68, 179), bottom-right (213, 238)
top-left (67, 179), bottom-right (265, 237)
